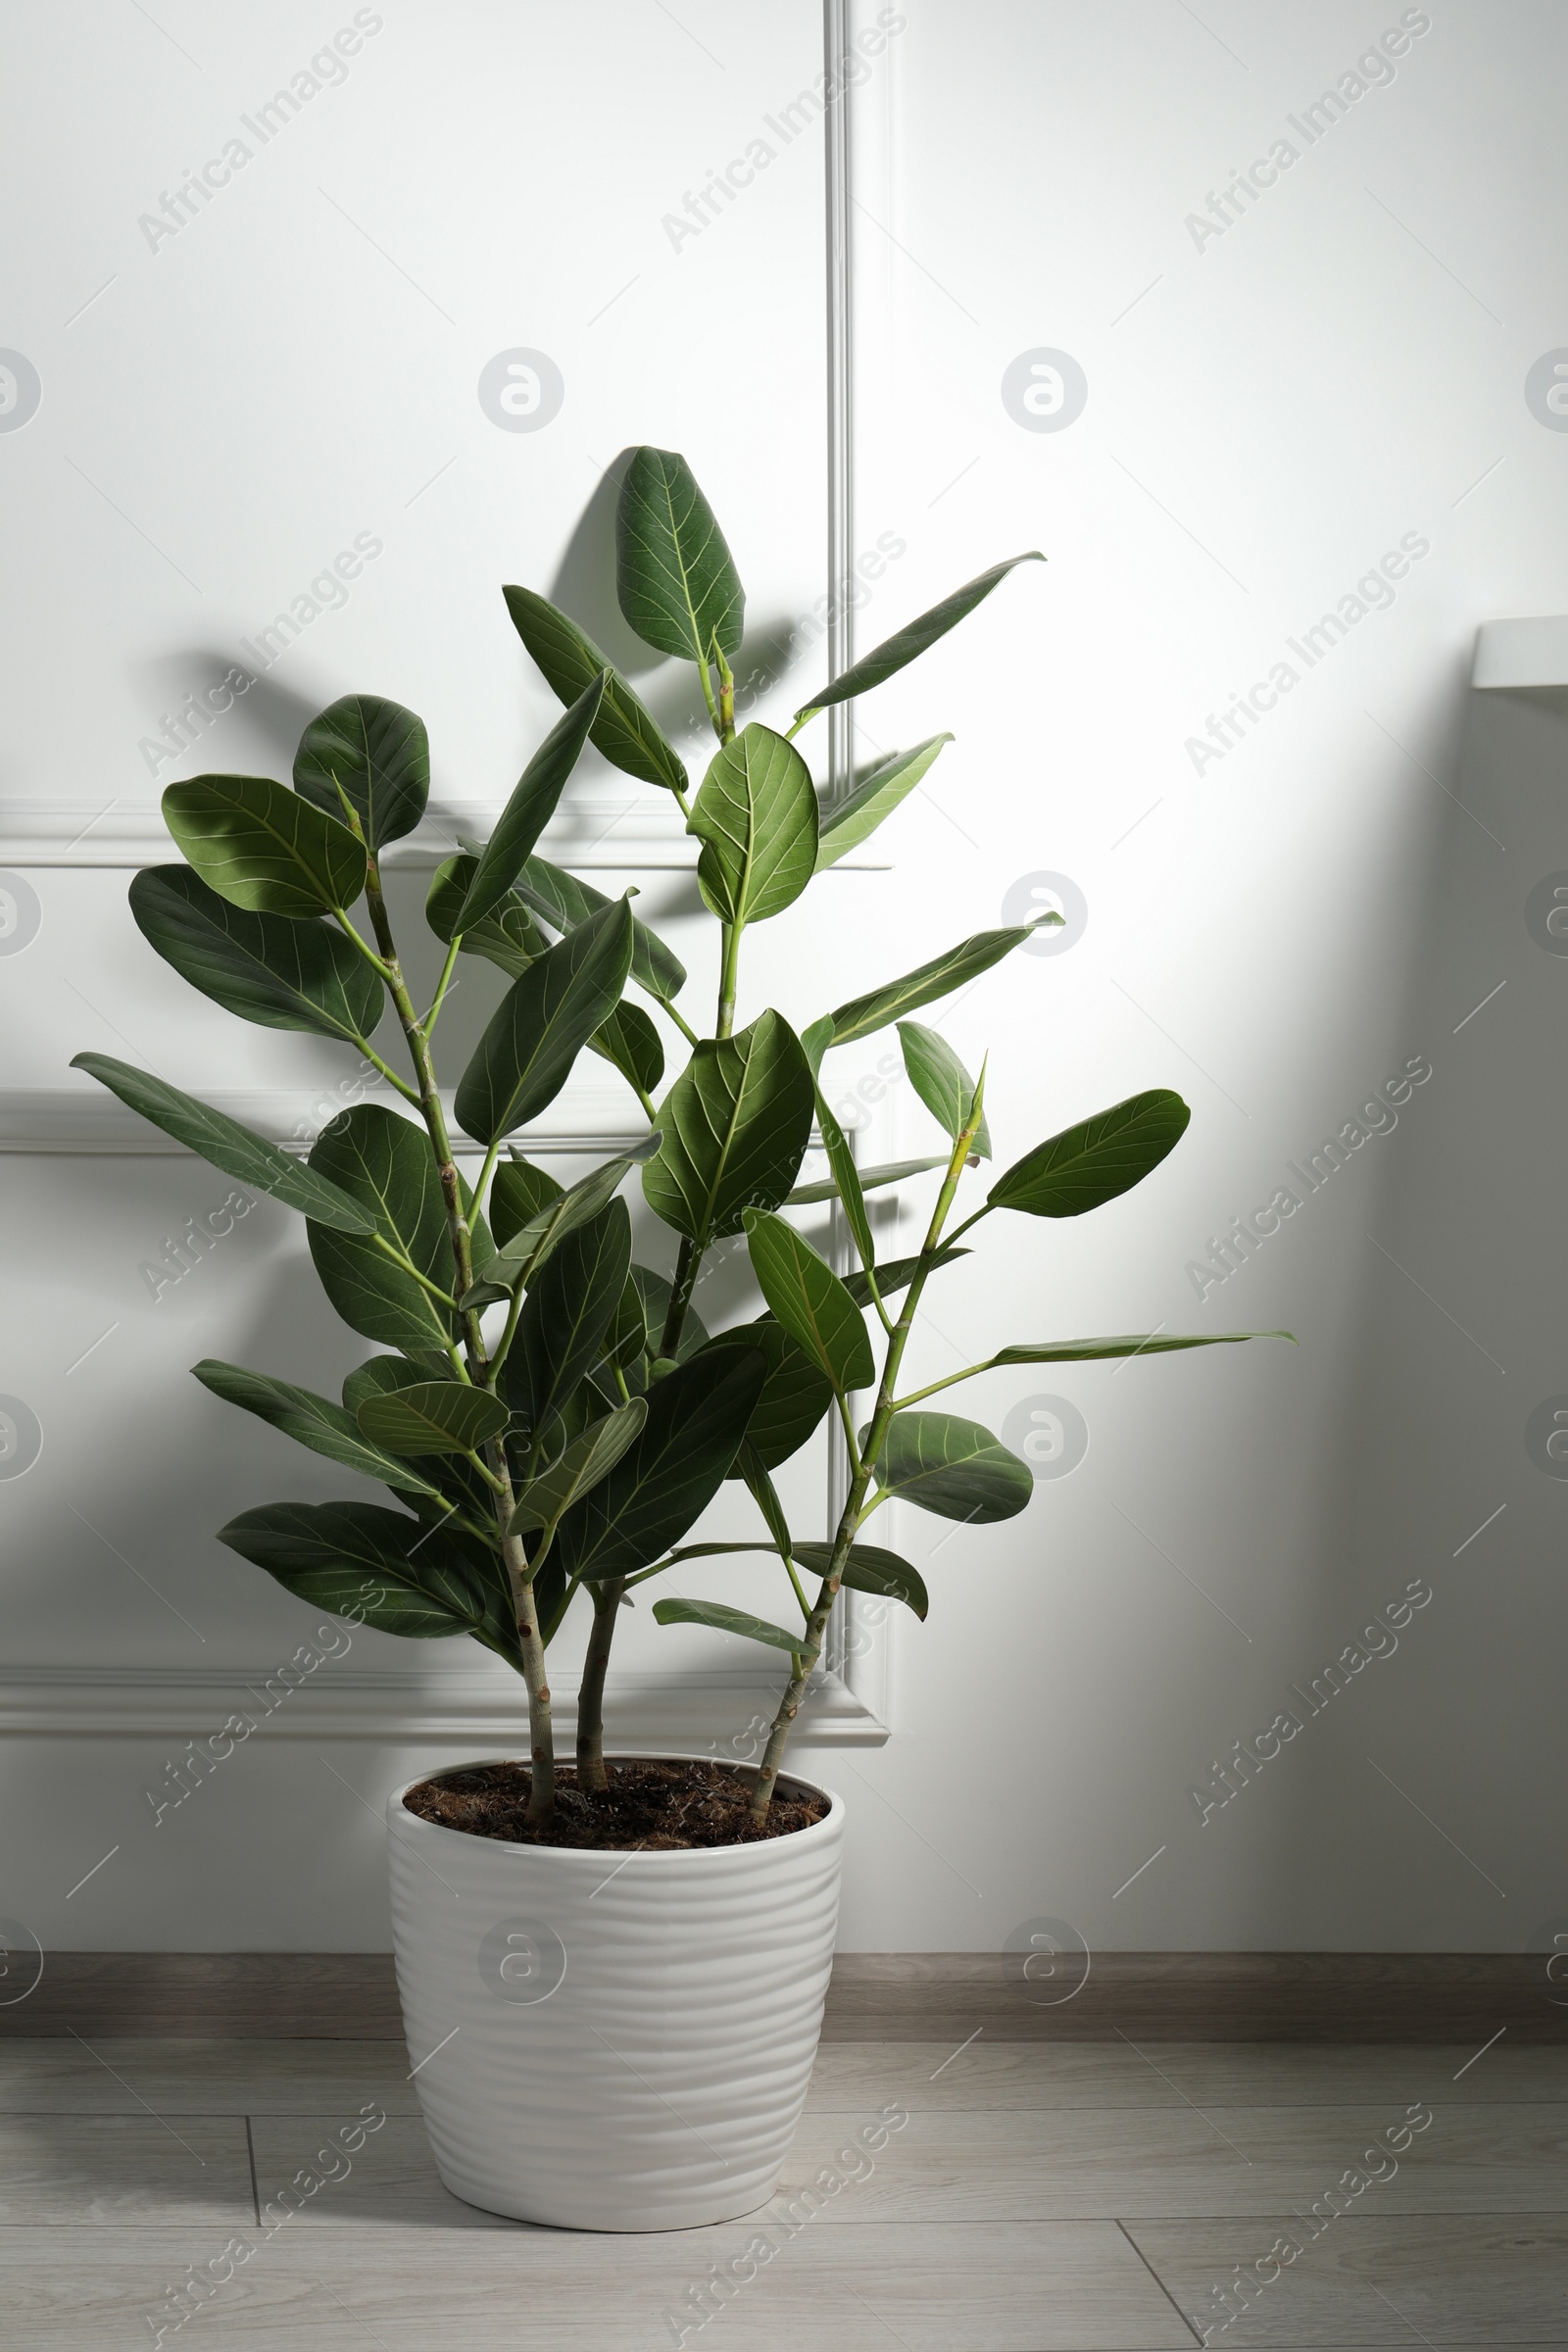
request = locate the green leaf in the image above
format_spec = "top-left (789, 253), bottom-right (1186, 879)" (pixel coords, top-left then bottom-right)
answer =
top-left (356, 1381), bottom-right (510, 1457)
top-left (455, 897), bottom-right (635, 1146)
top-left (550, 1344), bottom-right (766, 1584)
top-left (989, 1090), bottom-right (1191, 1218)
top-left (69, 1054), bottom-right (374, 1233)
top-left (476, 1143), bottom-right (658, 1301)
top-left (652, 1594), bottom-right (803, 1656)
top-left (511, 855), bottom-right (687, 1005)
top-left (130, 866), bottom-right (384, 1045)
top-left (707, 1320), bottom-right (835, 1475)
top-left (426, 857), bottom-right (548, 980)
top-left (801, 1014), bottom-right (834, 1079)
top-left (454, 673), bottom-right (607, 932)
top-left (792, 1540), bottom-right (928, 1620)
top-left (898, 1021), bottom-right (992, 1158)
top-left (795, 554), bottom-right (1045, 720)
top-left (828, 921), bottom-right (1045, 1050)
top-left (840, 1243), bottom-right (968, 1309)
top-left (503, 584), bottom-right (687, 793)
top-left (590, 1000), bottom-right (663, 1102)
top-left (307, 1103), bottom-right (477, 1348)
top-left (871, 1411), bottom-right (1031, 1523)
top-left (490, 1157), bottom-right (565, 1249)
top-left (599, 1271), bottom-right (649, 1376)
top-left (508, 1397), bottom-right (647, 1536)
top-left (505, 1200), bottom-right (631, 1446)
top-left (737, 1446), bottom-right (795, 1558)
top-left (607, 1265), bottom-right (710, 1393)
top-left (814, 735), bottom-right (952, 871)
top-left (342, 1354), bottom-right (427, 1414)
top-left (615, 445), bottom-right (745, 665)
top-left (643, 1008), bottom-right (813, 1243)
top-left (809, 1095), bottom-right (875, 1274)
top-left (743, 1209), bottom-right (873, 1394)
top-left (990, 1331), bottom-right (1294, 1365)
top-left (292, 695), bottom-right (430, 851)
top-left (787, 1153), bottom-right (947, 1205)
top-left (192, 1358), bottom-right (443, 1498)
top-left (220, 1499), bottom-right (514, 1653)
top-left (163, 775), bottom-right (367, 918)
top-left (689, 724), bottom-right (817, 930)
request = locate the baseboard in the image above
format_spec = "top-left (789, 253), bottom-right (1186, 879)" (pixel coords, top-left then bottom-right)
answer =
top-left (2, 1951), bottom-right (1561, 2041)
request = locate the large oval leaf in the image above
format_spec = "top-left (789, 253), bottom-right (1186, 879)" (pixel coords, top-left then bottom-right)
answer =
top-left (828, 921), bottom-right (1045, 1050)
top-left (643, 1008), bottom-right (813, 1243)
top-left (130, 864), bottom-right (384, 1044)
top-left (356, 1380), bottom-right (511, 1457)
top-left (490, 1156), bottom-right (565, 1248)
top-left (292, 695), bottom-right (430, 851)
top-left (898, 1021), bottom-right (991, 1157)
top-left (793, 1540), bottom-right (929, 1620)
top-left (615, 445), bottom-right (745, 664)
top-left (503, 584), bottom-right (687, 793)
top-left (477, 1143), bottom-right (657, 1301)
top-left (508, 1398), bottom-right (647, 1538)
top-left (505, 1200), bottom-right (631, 1450)
top-left (70, 1054), bottom-right (373, 1233)
top-left (307, 1102), bottom-right (481, 1348)
top-left (549, 1344), bottom-right (766, 1584)
top-left (510, 854), bottom-right (687, 1005)
top-left (219, 1498), bottom-right (514, 1654)
top-left (743, 1210), bottom-right (873, 1396)
top-left (652, 1594), bottom-right (802, 1655)
top-left (989, 1090), bottom-right (1191, 1218)
top-left (426, 856), bottom-right (548, 979)
top-left (192, 1358), bottom-right (442, 1498)
top-left (814, 736), bottom-right (952, 871)
top-left (708, 1319), bottom-right (835, 1476)
top-left (795, 554), bottom-right (1044, 721)
top-left (454, 897), bottom-right (634, 1146)
top-left (163, 775), bottom-right (366, 917)
top-left (453, 672), bottom-right (607, 932)
top-left (690, 724), bottom-right (817, 930)
top-left (870, 1411), bottom-right (1031, 1523)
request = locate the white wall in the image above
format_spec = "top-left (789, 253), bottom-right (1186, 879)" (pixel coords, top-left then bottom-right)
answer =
top-left (2, 0), bottom-right (1563, 1962)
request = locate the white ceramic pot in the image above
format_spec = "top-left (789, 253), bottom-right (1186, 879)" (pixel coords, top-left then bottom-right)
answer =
top-left (386, 1758), bottom-right (844, 2230)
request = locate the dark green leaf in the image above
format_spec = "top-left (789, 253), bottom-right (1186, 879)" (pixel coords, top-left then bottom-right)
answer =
top-left (70, 1054), bottom-right (373, 1233)
top-left (806, 1094), bottom-right (874, 1272)
top-left (989, 1090), bottom-right (1191, 1218)
top-left (512, 855), bottom-right (687, 1005)
top-left (454, 673), bottom-right (607, 931)
top-left (342, 1355), bottom-right (426, 1414)
top-left (455, 897), bottom-right (635, 1146)
top-left (651, 1594), bottom-right (802, 1655)
top-left (163, 775), bottom-right (366, 917)
top-left (689, 724), bottom-right (817, 929)
top-left (828, 922), bottom-right (1044, 1050)
top-left (220, 1498), bottom-right (515, 1654)
top-left (801, 1014), bottom-right (834, 1079)
top-left (503, 584), bottom-right (687, 793)
top-left (707, 1319), bottom-right (835, 1474)
top-left (476, 1143), bottom-right (657, 1301)
top-left (607, 1265), bottom-right (710, 1394)
top-left (643, 1008), bottom-right (813, 1242)
top-left (737, 1446), bottom-right (795, 1557)
top-left (590, 1000), bottom-right (663, 1102)
top-left (787, 1153), bottom-right (947, 1205)
top-left (292, 694), bottom-right (430, 851)
top-left (356, 1381), bottom-right (510, 1456)
top-left (792, 1540), bottom-right (928, 1620)
top-left (508, 1397), bottom-right (647, 1536)
top-left (898, 1020), bottom-right (991, 1157)
top-left (307, 1102), bottom-right (476, 1348)
top-left (795, 554), bottom-right (1045, 720)
top-left (599, 1271), bottom-right (649, 1376)
top-left (871, 1411), bottom-right (1031, 1523)
top-left (490, 1157), bottom-right (564, 1249)
top-left (990, 1330), bottom-right (1294, 1365)
top-left (839, 1243), bottom-right (968, 1309)
top-left (505, 1200), bottom-right (631, 1447)
top-left (130, 865), bottom-right (383, 1045)
top-left (550, 1344), bottom-right (766, 1583)
top-left (814, 735), bottom-right (952, 871)
top-left (426, 856), bottom-right (546, 979)
top-left (192, 1358), bottom-right (443, 1498)
top-left (615, 445), bottom-right (745, 664)
top-left (743, 1209), bottom-right (873, 1394)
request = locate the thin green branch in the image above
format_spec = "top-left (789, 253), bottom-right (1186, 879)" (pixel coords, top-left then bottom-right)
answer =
top-left (352, 1037), bottom-right (420, 1105)
top-left (887, 1359), bottom-right (999, 1411)
top-left (331, 906), bottom-right (395, 978)
top-left (423, 935), bottom-right (463, 1035)
top-left (368, 1233), bottom-right (459, 1311)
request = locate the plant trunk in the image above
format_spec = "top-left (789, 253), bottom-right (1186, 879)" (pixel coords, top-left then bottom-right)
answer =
top-left (575, 1578), bottom-right (624, 1791)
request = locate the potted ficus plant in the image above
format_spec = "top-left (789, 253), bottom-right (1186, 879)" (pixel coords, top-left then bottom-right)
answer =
top-left (72, 446), bottom-right (1282, 2230)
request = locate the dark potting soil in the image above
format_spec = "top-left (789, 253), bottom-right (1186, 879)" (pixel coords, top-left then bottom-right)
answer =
top-left (402, 1758), bottom-right (825, 1850)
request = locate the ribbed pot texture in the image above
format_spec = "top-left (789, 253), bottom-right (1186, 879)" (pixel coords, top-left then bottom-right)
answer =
top-left (386, 1758), bottom-right (845, 2230)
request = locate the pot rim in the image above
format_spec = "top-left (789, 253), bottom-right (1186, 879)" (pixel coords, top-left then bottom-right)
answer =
top-left (387, 1752), bottom-right (844, 1863)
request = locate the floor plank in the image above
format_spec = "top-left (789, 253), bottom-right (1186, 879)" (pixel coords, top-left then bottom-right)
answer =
top-left (0, 2116), bottom-right (252, 2226)
top-left (0, 2038), bottom-right (418, 2116)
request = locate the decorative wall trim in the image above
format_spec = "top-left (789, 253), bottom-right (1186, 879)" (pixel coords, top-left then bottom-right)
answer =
top-left (2, 1950), bottom-right (1556, 2041)
top-left (0, 1662), bottom-right (886, 1746)
top-left (0, 1085), bottom-right (645, 1155)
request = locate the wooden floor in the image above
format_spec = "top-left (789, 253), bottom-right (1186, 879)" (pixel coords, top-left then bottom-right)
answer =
top-left (0, 2034), bottom-right (1562, 2347)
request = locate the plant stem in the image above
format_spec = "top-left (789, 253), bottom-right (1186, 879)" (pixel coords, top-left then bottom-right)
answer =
top-left (362, 854), bottom-right (555, 1826)
top-left (747, 1087), bottom-right (986, 1824)
top-left (423, 935), bottom-right (463, 1035)
top-left (715, 922), bottom-right (740, 1040)
top-left (660, 1234), bottom-right (699, 1357)
top-left (353, 1039), bottom-right (421, 1104)
top-left (575, 1577), bottom-right (623, 1791)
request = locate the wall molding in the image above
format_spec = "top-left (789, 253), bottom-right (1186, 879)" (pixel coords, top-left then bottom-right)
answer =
top-left (1, 1950), bottom-right (1557, 2041)
top-left (0, 1084), bottom-right (647, 1155)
